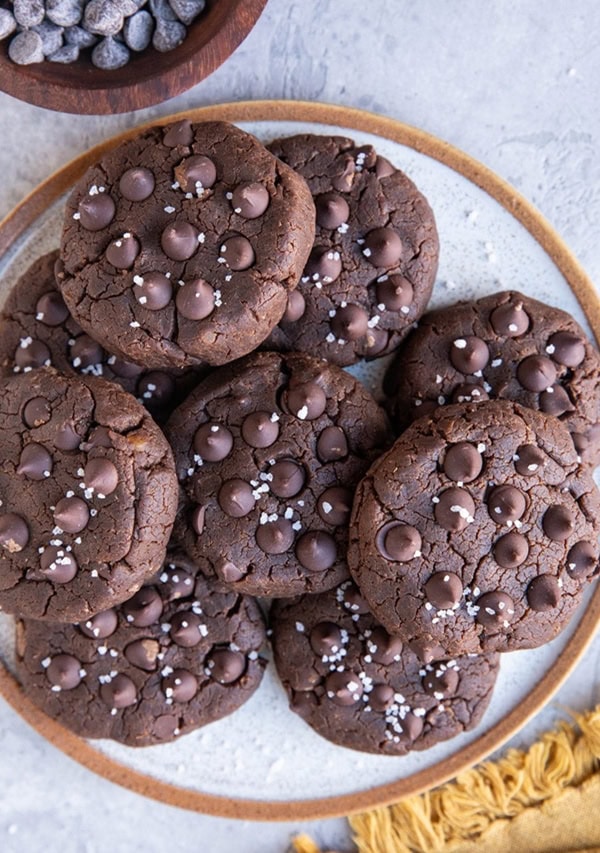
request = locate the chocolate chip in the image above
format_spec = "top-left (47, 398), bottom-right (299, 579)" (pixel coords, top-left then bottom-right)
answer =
top-left (283, 381), bottom-right (327, 420)
top-left (316, 426), bottom-right (348, 462)
top-left (100, 673), bottom-right (137, 709)
top-left (514, 444), bottom-right (546, 476)
top-left (566, 541), bottom-right (598, 578)
top-left (375, 274), bottom-right (413, 311)
top-left (543, 505), bottom-right (575, 541)
top-left (539, 384), bottom-right (574, 417)
top-left (124, 638), bottom-right (160, 671)
top-left (77, 192), bottom-right (116, 231)
top-left (216, 559), bottom-right (245, 583)
top-left (169, 611), bottom-right (203, 647)
top-left (325, 671), bottom-right (363, 706)
top-left (331, 154), bottom-right (355, 192)
top-left (22, 396), bottom-right (51, 428)
top-left (174, 154), bottom-right (216, 192)
top-left (409, 639), bottom-right (447, 664)
top-left (451, 383), bottom-right (489, 404)
top-left (206, 648), bottom-right (246, 684)
top-left (122, 586), bottom-right (163, 627)
top-left (450, 336), bottom-right (490, 374)
top-left (175, 278), bottom-right (214, 320)
top-left (231, 182), bottom-right (270, 219)
top-left (317, 486), bottom-right (352, 526)
top-left (35, 291), bottom-right (70, 326)
top-left (493, 531), bottom-right (529, 568)
top-left (241, 412), bottom-right (279, 448)
top-left (191, 505), bottom-right (205, 536)
top-left (255, 518), bottom-right (295, 554)
top-left (17, 443), bottom-right (53, 481)
top-left (163, 668), bottom-right (198, 702)
top-left (370, 683), bottom-right (395, 711)
top-left (315, 192), bottom-right (349, 229)
top-left (91, 35), bottom-right (130, 69)
top-left (376, 522), bottom-right (422, 561)
top-left (443, 442), bottom-right (483, 482)
top-left (14, 338), bottom-right (51, 371)
top-left (218, 479), bottom-right (255, 517)
top-left (304, 246), bottom-right (342, 283)
top-left (53, 496), bottom-right (90, 533)
top-left (105, 233), bottom-right (140, 269)
top-left (79, 608), bottom-right (118, 639)
top-left (220, 235), bottom-right (255, 271)
top-left (517, 354), bottom-right (557, 392)
top-left (160, 221), bottom-right (199, 261)
top-left (527, 574), bottom-right (561, 611)
top-left (159, 563), bottom-right (195, 599)
top-left (490, 301), bottom-right (530, 337)
top-left (46, 654), bottom-right (83, 690)
top-left (295, 530), bottom-right (337, 571)
top-left (367, 626), bottom-right (403, 665)
top-left (342, 583), bottom-right (371, 614)
top-left (83, 458), bottom-right (119, 497)
top-left (330, 304), bottom-right (369, 341)
top-left (309, 621), bottom-right (343, 656)
top-left (475, 591), bottom-right (515, 627)
top-left (282, 290), bottom-right (306, 323)
top-left (0, 513), bottom-right (30, 552)
top-left (70, 334), bottom-right (105, 369)
top-left (137, 372), bottom-right (176, 407)
top-left (422, 666), bottom-right (459, 698)
top-left (547, 331), bottom-right (585, 368)
top-left (163, 120), bottom-right (193, 148)
top-left (402, 712), bottom-right (424, 741)
top-left (364, 327), bottom-right (390, 356)
top-left (363, 227), bottom-right (403, 267)
top-left (110, 358), bottom-right (144, 379)
top-left (193, 422), bottom-right (233, 462)
top-left (424, 572), bottom-right (463, 609)
top-left (434, 487), bottom-right (475, 531)
top-left (119, 167), bottom-right (155, 202)
top-left (487, 485), bottom-right (526, 524)
top-left (134, 271), bottom-right (172, 310)
top-left (54, 421), bottom-right (81, 451)
top-left (40, 546), bottom-right (78, 582)
top-left (270, 460), bottom-right (305, 498)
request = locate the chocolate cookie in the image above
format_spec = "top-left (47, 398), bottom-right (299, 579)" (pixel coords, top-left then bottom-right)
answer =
top-left (270, 580), bottom-right (499, 755)
top-left (0, 250), bottom-right (206, 422)
top-left (264, 133), bottom-right (439, 365)
top-left (349, 401), bottom-right (600, 657)
top-left (0, 368), bottom-right (178, 622)
top-left (59, 120), bottom-right (315, 369)
top-left (16, 550), bottom-right (267, 746)
top-left (165, 351), bottom-right (391, 597)
top-left (384, 290), bottom-right (600, 465)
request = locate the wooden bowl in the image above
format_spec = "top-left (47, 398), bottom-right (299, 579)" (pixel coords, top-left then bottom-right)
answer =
top-left (0, 0), bottom-right (268, 114)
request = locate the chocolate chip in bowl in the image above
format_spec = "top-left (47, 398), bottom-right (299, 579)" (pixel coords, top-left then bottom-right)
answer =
top-left (0, 0), bottom-right (268, 113)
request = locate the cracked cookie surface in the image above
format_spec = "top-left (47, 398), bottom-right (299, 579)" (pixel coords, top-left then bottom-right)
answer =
top-left (0, 368), bottom-right (178, 622)
top-left (349, 400), bottom-right (600, 657)
top-left (59, 120), bottom-right (315, 369)
top-left (16, 550), bottom-right (267, 745)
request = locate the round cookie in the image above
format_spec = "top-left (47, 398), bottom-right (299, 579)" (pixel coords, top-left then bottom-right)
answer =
top-left (165, 351), bottom-right (392, 597)
top-left (0, 368), bottom-right (178, 622)
top-left (270, 580), bottom-right (499, 755)
top-left (15, 550), bottom-right (267, 746)
top-left (264, 133), bottom-right (439, 366)
top-left (0, 250), bottom-right (206, 423)
top-left (349, 400), bottom-right (600, 657)
top-left (383, 290), bottom-right (600, 466)
top-left (59, 119), bottom-right (316, 369)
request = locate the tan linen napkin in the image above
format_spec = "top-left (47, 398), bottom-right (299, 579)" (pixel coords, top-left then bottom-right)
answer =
top-left (293, 705), bottom-right (600, 853)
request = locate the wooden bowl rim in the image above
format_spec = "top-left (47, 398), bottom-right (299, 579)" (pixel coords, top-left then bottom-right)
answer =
top-left (0, 100), bottom-right (599, 822)
top-left (0, 0), bottom-right (268, 114)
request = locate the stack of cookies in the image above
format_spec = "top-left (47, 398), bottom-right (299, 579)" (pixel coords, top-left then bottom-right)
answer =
top-left (0, 118), bottom-right (598, 757)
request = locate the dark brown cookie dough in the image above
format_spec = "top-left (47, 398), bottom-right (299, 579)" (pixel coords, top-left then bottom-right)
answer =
top-left (15, 550), bottom-right (267, 746)
top-left (349, 401), bottom-right (600, 657)
top-left (264, 133), bottom-right (439, 366)
top-left (0, 368), bottom-right (178, 622)
top-left (0, 250), bottom-right (206, 423)
top-left (270, 580), bottom-right (499, 755)
top-left (165, 351), bottom-right (392, 597)
top-left (384, 290), bottom-right (600, 466)
top-left (59, 120), bottom-right (316, 370)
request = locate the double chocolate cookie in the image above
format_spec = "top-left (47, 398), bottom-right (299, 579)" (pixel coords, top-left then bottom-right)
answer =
top-left (271, 580), bottom-right (499, 755)
top-left (0, 250), bottom-right (205, 422)
top-left (60, 120), bottom-right (315, 369)
top-left (384, 290), bottom-right (600, 465)
top-left (349, 401), bottom-right (600, 657)
top-left (0, 368), bottom-right (178, 622)
top-left (165, 351), bottom-right (391, 597)
top-left (265, 133), bottom-right (439, 365)
top-left (16, 550), bottom-right (267, 746)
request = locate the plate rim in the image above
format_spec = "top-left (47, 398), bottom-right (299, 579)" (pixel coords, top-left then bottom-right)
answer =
top-left (0, 99), bottom-right (599, 822)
